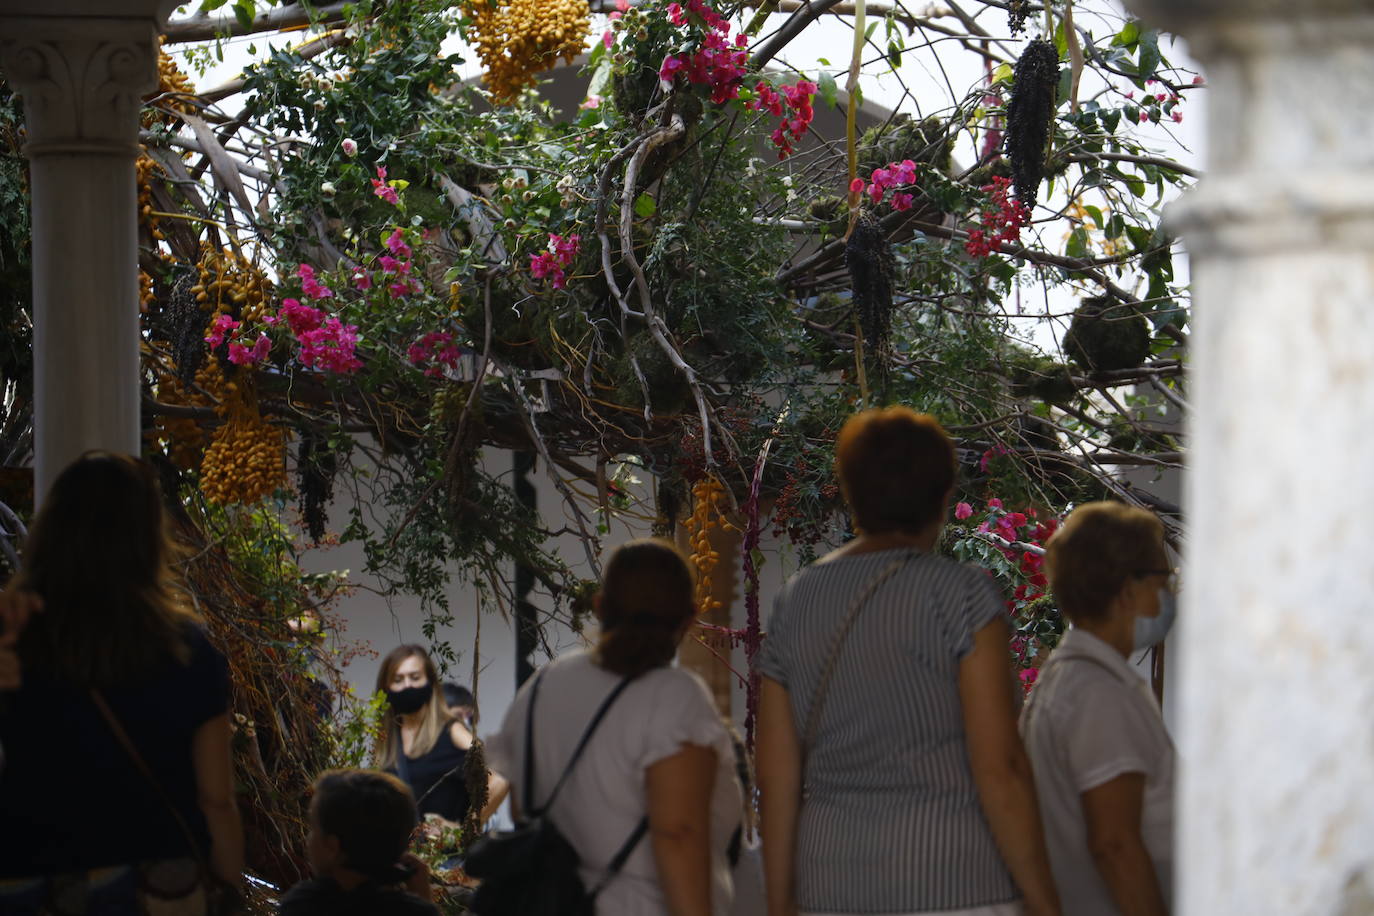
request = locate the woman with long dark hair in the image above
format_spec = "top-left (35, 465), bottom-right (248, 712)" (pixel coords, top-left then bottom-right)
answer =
top-left (487, 539), bottom-right (743, 915)
top-left (374, 645), bottom-right (507, 830)
top-left (0, 452), bottom-right (244, 912)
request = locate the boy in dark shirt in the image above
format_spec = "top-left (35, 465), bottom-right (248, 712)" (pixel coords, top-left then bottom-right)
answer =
top-left (279, 769), bottom-right (440, 916)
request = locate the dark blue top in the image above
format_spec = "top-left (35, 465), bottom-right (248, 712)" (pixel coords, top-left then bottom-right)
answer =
top-left (393, 722), bottom-right (470, 823)
top-left (278, 877), bottom-right (441, 916)
top-left (0, 623), bottom-right (230, 876)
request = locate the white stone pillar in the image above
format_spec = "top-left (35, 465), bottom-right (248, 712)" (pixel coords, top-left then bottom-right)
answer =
top-left (1122, 0), bottom-right (1374, 911)
top-left (0, 12), bottom-right (159, 500)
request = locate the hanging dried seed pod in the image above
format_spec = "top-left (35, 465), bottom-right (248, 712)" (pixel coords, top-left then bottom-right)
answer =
top-left (296, 430), bottom-right (337, 543)
top-left (844, 213), bottom-right (895, 355)
top-left (1007, 0), bottom-right (1030, 35)
top-left (1005, 39), bottom-right (1059, 211)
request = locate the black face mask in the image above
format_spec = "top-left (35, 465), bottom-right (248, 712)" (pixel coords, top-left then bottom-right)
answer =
top-left (385, 684), bottom-right (432, 715)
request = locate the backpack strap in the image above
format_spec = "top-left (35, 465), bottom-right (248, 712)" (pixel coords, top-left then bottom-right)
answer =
top-left (525, 668), bottom-right (637, 817)
top-left (588, 816), bottom-right (648, 898)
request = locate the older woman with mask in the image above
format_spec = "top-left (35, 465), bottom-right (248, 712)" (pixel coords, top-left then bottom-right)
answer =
top-left (1019, 501), bottom-right (1177, 916)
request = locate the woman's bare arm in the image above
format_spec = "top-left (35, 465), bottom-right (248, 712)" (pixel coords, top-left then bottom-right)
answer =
top-left (191, 713), bottom-right (245, 889)
top-left (960, 618), bottom-right (1060, 916)
top-left (645, 743), bottom-right (716, 916)
top-left (757, 677), bottom-right (802, 916)
top-left (1082, 773), bottom-right (1168, 916)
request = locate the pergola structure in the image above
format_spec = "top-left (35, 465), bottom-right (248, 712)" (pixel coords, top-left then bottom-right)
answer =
top-left (4, 0), bottom-right (1374, 909)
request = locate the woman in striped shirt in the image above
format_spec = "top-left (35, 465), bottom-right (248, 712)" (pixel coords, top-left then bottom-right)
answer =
top-left (756, 407), bottom-right (1059, 916)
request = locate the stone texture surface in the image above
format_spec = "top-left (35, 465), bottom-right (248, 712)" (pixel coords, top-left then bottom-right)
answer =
top-left (0, 17), bottom-right (158, 498)
top-left (1123, 1), bottom-right (1374, 912)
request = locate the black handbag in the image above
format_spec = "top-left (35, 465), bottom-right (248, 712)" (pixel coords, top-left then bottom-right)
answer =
top-left (464, 667), bottom-right (648, 916)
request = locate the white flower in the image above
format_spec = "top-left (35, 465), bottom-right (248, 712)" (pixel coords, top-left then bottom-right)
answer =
top-left (341, 138), bottom-right (358, 156)
top-left (320, 181), bottom-right (336, 196)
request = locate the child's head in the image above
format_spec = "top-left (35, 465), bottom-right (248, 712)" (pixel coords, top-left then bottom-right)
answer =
top-left (308, 769), bottom-right (418, 882)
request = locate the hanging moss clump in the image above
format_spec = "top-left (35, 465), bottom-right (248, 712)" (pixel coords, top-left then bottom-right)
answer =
top-left (857, 115), bottom-right (953, 177)
top-left (845, 213), bottom-right (895, 356)
top-left (1009, 356), bottom-right (1078, 405)
top-left (1005, 39), bottom-right (1059, 211)
top-left (1063, 296), bottom-right (1152, 371)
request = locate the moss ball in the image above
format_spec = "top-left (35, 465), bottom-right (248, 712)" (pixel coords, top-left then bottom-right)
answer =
top-left (1063, 297), bottom-right (1151, 371)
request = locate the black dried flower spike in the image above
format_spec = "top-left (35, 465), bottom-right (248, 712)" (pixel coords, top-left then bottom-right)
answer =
top-left (1005, 38), bottom-right (1059, 212)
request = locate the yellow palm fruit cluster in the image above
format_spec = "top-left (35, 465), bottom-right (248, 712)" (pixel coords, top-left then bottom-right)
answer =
top-left (463, 0), bottom-right (590, 104)
top-left (149, 366), bottom-right (210, 470)
top-left (143, 39), bottom-right (198, 125)
top-left (685, 476), bottom-right (730, 616)
top-left (199, 359), bottom-right (287, 505)
top-left (139, 269), bottom-right (155, 313)
top-left (194, 245), bottom-right (273, 323)
top-left (136, 154), bottom-right (165, 242)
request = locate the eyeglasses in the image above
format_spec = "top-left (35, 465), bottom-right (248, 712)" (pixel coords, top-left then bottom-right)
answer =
top-left (1135, 567), bottom-right (1179, 593)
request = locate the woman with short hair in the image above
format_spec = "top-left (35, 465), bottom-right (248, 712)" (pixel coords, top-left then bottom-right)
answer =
top-left (1019, 502), bottom-right (1176, 916)
top-left (487, 539), bottom-right (742, 916)
top-left (757, 407), bottom-right (1059, 916)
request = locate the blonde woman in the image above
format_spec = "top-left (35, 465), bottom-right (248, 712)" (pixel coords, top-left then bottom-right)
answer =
top-left (374, 645), bottom-right (507, 830)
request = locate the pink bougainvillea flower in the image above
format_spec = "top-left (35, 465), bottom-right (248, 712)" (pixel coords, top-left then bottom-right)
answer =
top-left (580, 95), bottom-right (602, 110)
top-left (659, 55), bottom-right (686, 89)
top-left (1019, 668), bottom-right (1038, 687)
top-left (615, 0), bottom-right (630, 9)
top-left (667, 1), bottom-right (687, 24)
top-left (277, 298), bottom-right (325, 336)
top-left (891, 192), bottom-right (915, 212)
top-left (1171, 109), bottom-right (1183, 123)
top-left (378, 255), bottom-right (403, 275)
top-left (987, 497), bottom-right (1004, 509)
top-left (1138, 110), bottom-right (1151, 123)
top-left (204, 313), bottom-right (240, 348)
top-left (385, 228), bottom-right (412, 259)
top-left (228, 333), bottom-right (272, 366)
top-left (848, 177), bottom-right (864, 194)
top-left (1192, 74), bottom-right (1205, 85)
top-left (602, 29), bottom-right (615, 48)
top-left (371, 165), bottom-right (400, 206)
top-left (954, 501), bottom-right (973, 520)
top-left (352, 268), bottom-right (372, 291)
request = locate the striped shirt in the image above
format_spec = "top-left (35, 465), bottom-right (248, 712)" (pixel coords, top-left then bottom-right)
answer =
top-left (757, 548), bottom-right (1019, 913)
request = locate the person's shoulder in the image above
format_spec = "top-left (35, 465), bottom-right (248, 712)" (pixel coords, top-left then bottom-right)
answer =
top-left (278, 877), bottom-right (340, 914)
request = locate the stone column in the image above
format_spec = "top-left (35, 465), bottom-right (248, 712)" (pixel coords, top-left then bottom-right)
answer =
top-left (0, 11), bottom-right (159, 500)
top-left (1122, 0), bottom-right (1374, 911)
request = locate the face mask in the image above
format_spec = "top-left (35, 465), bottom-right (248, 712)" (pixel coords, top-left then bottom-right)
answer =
top-left (1133, 587), bottom-right (1178, 652)
top-left (385, 684), bottom-right (432, 715)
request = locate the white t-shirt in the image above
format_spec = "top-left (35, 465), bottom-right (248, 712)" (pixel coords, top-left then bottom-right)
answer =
top-left (1018, 627), bottom-right (1175, 915)
top-left (487, 649), bottom-right (741, 916)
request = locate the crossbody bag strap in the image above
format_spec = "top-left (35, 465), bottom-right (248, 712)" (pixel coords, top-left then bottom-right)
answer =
top-left (801, 550), bottom-right (922, 768)
top-left (528, 670), bottom-right (637, 817)
top-left (90, 689), bottom-right (209, 871)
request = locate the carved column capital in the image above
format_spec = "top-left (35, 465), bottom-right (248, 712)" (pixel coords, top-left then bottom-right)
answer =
top-left (0, 18), bottom-right (158, 157)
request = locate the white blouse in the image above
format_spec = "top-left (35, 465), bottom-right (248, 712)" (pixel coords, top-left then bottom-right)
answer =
top-left (487, 649), bottom-right (741, 916)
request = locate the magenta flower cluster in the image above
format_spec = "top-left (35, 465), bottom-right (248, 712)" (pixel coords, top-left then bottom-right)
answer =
top-left (205, 313), bottom-right (271, 367)
top-left (747, 79), bottom-right (817, 159)
top-left (407, 331), bottom-right (462, 379)
top-left (529, 233), bottom-right (581, 290)
top-left (371, 165), bottom-right (400, 207)
top-left (848, 158), bottom-right (919, 211)
top-left (257, 264), bottom-right (364, 374)
top-left (658, 0), bottom-right (751, 105)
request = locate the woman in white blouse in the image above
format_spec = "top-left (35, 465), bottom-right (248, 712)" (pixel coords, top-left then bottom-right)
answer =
top-left (488, 539), bottom-right (741, 916)
top-left (1019, 502), bottom-right (1176, 916)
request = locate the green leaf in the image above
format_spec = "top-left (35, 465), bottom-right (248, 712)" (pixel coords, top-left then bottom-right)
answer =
top-left (1054, 19), bottom-right (1069, 59)
top-left (1100, 108), bottom-right (1121, 133)
top-left (1084, 205), bottom-right (1104, 229)
top-left (818, 71), bottom-right (839, 109)
top-left (1065, 227), bottom-right (1090, 259)
top-left (864, 20), bottom-right (879, 40)
top-left (201, 0), bottom-right (229, 9)
top-left (1112, 20), bottom-right (1140, 49)
top-left (887, 39), bottom-right (903, 70)
top-left (1125, 224), bottom-right (1153, 253)
top-left (1137, 29), bottom-right (1161, 80)
top-left (233, 0), bottom-right (255, 30)
top-left (633, 192), bottom-right (657, 218)
top-left (1056, 68), bottom-right (1072, 107)
top-left (1106, 213), bottom-right (1126, 238)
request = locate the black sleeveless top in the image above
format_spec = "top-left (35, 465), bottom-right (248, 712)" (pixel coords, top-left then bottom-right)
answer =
top-left (398, 723), bottom-right (470, 822)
